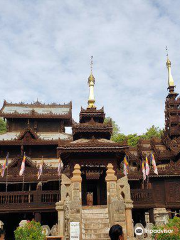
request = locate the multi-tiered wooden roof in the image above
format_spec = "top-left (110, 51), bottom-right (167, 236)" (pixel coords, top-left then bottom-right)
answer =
top-left (0, 100), bottom-right (72, 120)
top-left (126, 57), bottom-right (180, 179)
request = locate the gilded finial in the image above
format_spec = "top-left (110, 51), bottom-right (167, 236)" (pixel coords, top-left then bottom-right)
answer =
top-left (166, 47), bottom-right (175, 89)
top-left (91, 56), bottom-right (93, 74)
top-left (88, 56), bottom-right (96, 108)
top-left (166, 46), bottom-right (171, 67)
top-left (166, 46), bottom-right (168, 57)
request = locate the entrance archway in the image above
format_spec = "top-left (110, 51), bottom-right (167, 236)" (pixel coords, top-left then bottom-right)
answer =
top-left (82, 168), bottom-right (107, 206)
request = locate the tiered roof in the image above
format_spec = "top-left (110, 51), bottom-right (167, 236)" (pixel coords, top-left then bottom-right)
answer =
top-left (124, 56), bottom-right (180, 178)
top-left (80, 107), bottom-right (105, 123)
top-left (59, 71), bottom-right (128, 163)
top-left (0, 128), bottom-right (72, 145)
top-left (59, 138), bottom-right (127, 153)
top-left (73, 108), bottom-right (112, 140)
top-left (0, 100), bottom-right (72, 120)
top-left (0, 157), bottom-right (59, 182)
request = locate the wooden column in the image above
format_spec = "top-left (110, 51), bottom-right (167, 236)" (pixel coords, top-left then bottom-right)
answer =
top-left (35, 212), bottom-right (41, 223)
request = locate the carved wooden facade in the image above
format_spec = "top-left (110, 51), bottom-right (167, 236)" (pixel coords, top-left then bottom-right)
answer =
top-left (1, 76), bottom-right (180, 224)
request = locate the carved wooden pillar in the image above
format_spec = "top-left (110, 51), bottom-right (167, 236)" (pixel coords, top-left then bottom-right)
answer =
top-left (35, 212), bottom-right (41, 222)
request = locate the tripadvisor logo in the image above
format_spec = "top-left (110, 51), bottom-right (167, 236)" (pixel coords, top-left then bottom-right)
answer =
top-left (135, 226), bottom-right (144, 236)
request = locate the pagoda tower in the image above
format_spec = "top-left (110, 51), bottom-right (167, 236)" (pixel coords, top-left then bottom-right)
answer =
top-left (58, 59), bottom-right (128, 206)
top-left (57, 59), bottom-right (134, 240)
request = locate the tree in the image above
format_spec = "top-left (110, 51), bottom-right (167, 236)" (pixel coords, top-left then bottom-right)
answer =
top-left (104, 117), bottom-right (120, 138)
top-left (0, 118), bottom-right (6, 134)
top-left (127, 134), bottom-right (140, 147)
top-left (141, 125), bottom-right (163, 140)
top-left (14, 220), bottom-right (45, 240)
top-left (106, 117), bottom-right (163, 146)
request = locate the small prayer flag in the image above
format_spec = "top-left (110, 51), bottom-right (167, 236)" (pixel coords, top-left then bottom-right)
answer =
top-left (1, 153), bottom-right (9, 178)
top-left (19, 153), bottom-right (26, 176)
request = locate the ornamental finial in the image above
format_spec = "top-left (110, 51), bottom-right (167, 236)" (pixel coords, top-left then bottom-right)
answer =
top-left (166, 47), bottom-right (175, 92)
top-left (91, 56), bottom-right (93, 74)
top-left (88, 56), bottom-right (96, 108)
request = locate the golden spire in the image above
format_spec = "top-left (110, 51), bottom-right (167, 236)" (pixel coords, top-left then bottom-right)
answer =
top-left (166, 47), bottom-right (175, 88)
top-left (88, 56), bottom-right (96, 108)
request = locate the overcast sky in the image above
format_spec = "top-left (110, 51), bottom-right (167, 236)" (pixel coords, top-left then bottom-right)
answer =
top-left (0, 0), bottom-right (180, 134)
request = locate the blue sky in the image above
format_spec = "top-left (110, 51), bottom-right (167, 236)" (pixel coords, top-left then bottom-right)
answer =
top-left (0, 0), bottom-right (180, 134)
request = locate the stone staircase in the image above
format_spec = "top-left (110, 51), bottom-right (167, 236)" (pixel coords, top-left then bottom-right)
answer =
top-left (82, 206), bottom-right (110, 240)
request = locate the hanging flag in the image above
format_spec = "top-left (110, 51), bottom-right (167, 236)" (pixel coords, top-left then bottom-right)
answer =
top-left (19, 153), bottom-right (26, 176)
top-left (1, 153), bottom-right (9, 178)
top-left (37, 157), bottom-right (44, 180)
top-left (142, 160), bottom-right (146, 180)
top-left (151, 153), bottom-right (158, 175)
top-left (123, 155), bottom-right (129, 176)
top-left (145, 156), bottom-right (150, 176)
top-left (57, 157), bottom-right (63, 176)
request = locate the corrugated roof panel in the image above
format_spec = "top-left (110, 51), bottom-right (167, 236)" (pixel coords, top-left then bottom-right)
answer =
top-left (2, 106), bottom-right (70, 115)
top-left (39, 132), bottom-right (72, 140)
top-left (0, 132), bottom-right (72, 141)
top-left (0, 132), bottom-right (19, 140)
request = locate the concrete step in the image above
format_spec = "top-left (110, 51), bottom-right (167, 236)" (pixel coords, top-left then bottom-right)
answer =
top-left (82, 227), bottom-right (109, 234)
top-left (82, 207), bottom-right (110, 240)
top-left (82, 238), bottom-right (110, 240)
top-left (82, 208), bottom-right (108, 214)
top-left (82, 213), bottom-right (109, 219)
top-left (82, 222), bottom-right (109, 229)
top-left (82, 233), bottom-right (110, 239)
top-left (82, 218), bottom-right (110, 224)
top-left (82, 238), bottom-right (109, 240)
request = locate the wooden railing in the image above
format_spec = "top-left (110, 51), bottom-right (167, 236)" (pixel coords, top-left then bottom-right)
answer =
top-left (0, 190), bottom-right (60, 212)
top-left (131, 189), bottom-right (154, 207)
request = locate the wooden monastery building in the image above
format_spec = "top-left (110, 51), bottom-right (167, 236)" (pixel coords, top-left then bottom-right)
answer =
top-left (0, 56), bottom-right (180, 239)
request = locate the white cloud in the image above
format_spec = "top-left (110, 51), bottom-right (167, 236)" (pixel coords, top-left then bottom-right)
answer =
top-left (0, 0), bottom-right (180, 134)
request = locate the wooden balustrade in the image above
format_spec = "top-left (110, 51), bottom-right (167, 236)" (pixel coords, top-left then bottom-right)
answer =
top-left (41, 191), bottom-right (60, 203)
top-left (0, 190), bottom-right (60, 212)
top-left (131, 189), bottom-right (154, 207)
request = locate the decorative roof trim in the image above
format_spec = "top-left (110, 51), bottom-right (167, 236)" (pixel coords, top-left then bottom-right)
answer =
top-left (17, 128), bottom-right (39, 140)
top-left (1, 100), bottom-right (72, 108)
top-left (0, 100), bottom-right (72, 119)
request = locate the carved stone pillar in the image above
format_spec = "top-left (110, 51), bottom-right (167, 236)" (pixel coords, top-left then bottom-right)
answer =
top-left (70, 164), bottom-right (82, 240)
top-left (117, 176), bottom-right (134, 240)
top-left (153, 208), bottom-right (169, 226)
top-left (105, 163), bottom-right (117, 205)
top-left (56, 201), bottom-right (65, 238)
top-left (71, 164), bottom-right (82, 202)
top-left (125, 201), bottom-right (134, 239)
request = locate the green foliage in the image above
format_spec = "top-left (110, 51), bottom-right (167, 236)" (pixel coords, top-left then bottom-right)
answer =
top-left (112, 133), bottom-right (126, 143)
top-left (152, 216), bottom-right (180, 240)
top-left (0, 118), bottom-right (6, 134)
top-left (141, 125), bottom-right (163, 140)
top-left (106, 116), bottom-right (163, 146)
top-left (14, 220), bottom-right (45, 240)
top-left (104, 117), bottom-right (120, 138)
top-left (127, 134), bottom-right (140, 147)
